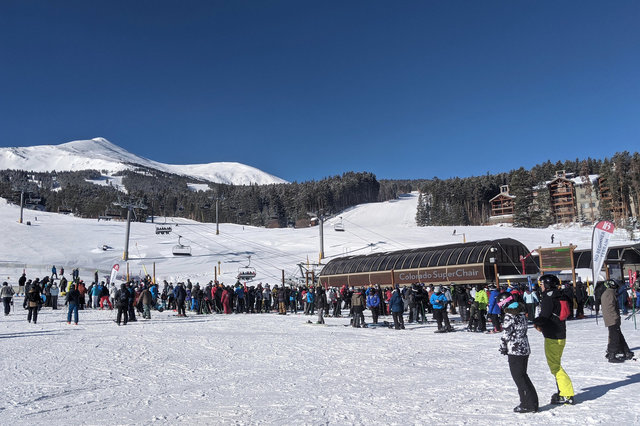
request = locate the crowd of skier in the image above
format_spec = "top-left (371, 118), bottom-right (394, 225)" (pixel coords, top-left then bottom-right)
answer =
top-left (1, 266), bottom-right (636, 413)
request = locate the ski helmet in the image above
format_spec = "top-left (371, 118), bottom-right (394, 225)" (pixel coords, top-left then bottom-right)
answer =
top-left (496, 293), bottom-right (515, 311)
top-left (604, 279), bottom-right (619, 289)
top-left (539, 274), bottom-right (560, 289)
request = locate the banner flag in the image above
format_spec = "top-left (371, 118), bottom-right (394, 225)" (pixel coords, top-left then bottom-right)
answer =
top-left (110, 264), bottom-right (120, 284)
top-left (591, 220), bottom-right (615, 284)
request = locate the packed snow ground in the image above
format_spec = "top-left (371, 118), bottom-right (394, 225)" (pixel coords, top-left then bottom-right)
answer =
top-left (1, 192), bottom-right (639, 425)
top-left (1, 304), bottom-right (639, 425)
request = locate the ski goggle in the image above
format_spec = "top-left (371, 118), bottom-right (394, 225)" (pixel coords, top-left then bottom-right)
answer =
top-left (497, 295), bottom-right (514, 309)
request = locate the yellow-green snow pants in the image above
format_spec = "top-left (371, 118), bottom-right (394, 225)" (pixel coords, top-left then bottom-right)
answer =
top-left (544, 338), bottom-right (574, 397)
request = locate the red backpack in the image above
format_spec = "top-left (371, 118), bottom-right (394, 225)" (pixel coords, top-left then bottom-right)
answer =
top-left (556, 297), bottom-right (570, 321)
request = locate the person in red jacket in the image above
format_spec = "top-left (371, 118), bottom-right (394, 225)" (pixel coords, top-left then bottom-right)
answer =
top-left (77, 281), bottom-right (86, 310)
top-left (221, 286), bottom-right (231, 314)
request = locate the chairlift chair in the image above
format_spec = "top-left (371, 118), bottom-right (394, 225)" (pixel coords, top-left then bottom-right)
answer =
top-left (334, 217), bottom-right (345, 232)
top-left (155, 225), bottom-right (172, 235)
top-left (172, 236), bottom-right (192, 256)
top-left (237, 256), bottom-right (257, 281)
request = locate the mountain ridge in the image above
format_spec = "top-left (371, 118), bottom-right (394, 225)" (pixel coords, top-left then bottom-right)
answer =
top-left (0, 137), bottom-right (288, 186)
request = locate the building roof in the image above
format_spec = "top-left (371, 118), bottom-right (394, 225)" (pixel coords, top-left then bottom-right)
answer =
top-left (489, 193), bottom-right (515, 202)
top-left (319, 238), bottom-right (538, 287)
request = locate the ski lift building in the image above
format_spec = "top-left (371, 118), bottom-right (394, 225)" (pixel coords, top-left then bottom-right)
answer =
top-left (318, 238), bottom-right (538, 288)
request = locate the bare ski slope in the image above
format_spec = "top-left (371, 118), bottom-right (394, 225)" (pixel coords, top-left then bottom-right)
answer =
top-left (0, 192), bottom-right (630, 286)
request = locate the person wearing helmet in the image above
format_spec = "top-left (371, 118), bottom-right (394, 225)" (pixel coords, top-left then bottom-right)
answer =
top-left (601, 280), bottom-right (634, 362)
top-left (431, 286), bottom-right (453, 332)
top-left (498, 292), bottom-right (538, 413)
top-left (533, 274), bottom-right (575, 405)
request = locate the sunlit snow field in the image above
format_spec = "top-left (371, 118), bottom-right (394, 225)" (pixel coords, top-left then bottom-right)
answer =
top-left (1, 193), bottom-right (639, 425)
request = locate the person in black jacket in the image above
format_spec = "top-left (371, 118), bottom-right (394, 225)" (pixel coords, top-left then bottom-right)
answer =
top-left (127, 283), bottom-right (137, 322)
top-left (455, 285), bottom-right (470, 322)
top-left (18, 273), bottom-right (26, 296)
top-left (115, 284), bottom-right (129, 326)
top-left (574, 280), bottom-right (588, 319)
top-left (533, 274), bottom-right (575, 405)
top-left (175, 283), bottom-right (187, 317)
top-left (66, 284), bottom-right (80, 324)
top-left (26, 280), bottom-right (42, 324)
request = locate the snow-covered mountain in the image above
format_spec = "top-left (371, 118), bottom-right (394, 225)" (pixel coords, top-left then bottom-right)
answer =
top-left (0, 137), bottom-right (288, 186)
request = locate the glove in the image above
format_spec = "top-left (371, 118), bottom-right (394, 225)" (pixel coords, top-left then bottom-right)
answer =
top-left (500, 346), bottom-right (508, 356)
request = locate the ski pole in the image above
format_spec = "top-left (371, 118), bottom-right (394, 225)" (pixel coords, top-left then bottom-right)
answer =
top-left (632, 292), bottom-right (637, 330)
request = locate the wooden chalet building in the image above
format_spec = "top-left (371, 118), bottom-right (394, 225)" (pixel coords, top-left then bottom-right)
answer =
top-left (489, 185), bottom-right (515, 224)
top-left (548, 171), bottom-right (576, 223)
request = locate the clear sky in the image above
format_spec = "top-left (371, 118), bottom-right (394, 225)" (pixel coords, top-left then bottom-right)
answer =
top-left (1, 1), bottom-right (638, 183)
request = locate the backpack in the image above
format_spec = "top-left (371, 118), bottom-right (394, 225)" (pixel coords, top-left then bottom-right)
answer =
top-left (28, 290), bottom-right (40, 303)
top-left (556, 297), bottom-right (570, 321)
top-left (119, 290), bottom-right (129, 304)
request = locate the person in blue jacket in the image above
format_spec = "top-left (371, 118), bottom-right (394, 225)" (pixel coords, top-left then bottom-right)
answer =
top-left (366, 289), bottom-right (380, 324)
top-left (150, 283), bottom-right (158, 307)
top-left (306, 288), bottom-right (315, 315)
top-left (617, 282), bottom-right (629, 314)
top-left (234, 284), bottom-right (245, 313)
top-left (389, 286), bottom-right (405, 330)
top-left (431, 286), bottom-right (452, 332)
top-left (488, 285), bottom-right (503, 333)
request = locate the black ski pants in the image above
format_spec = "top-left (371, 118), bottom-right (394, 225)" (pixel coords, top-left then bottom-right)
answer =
top-left (177, 299), bottom-right (186, 316)
top-left (27, 306), bottom-right (38, 323)
top-left (370, 306), bottom-right (379, 324)
top-left (508, 354), bottom-right (538, 410)
top-left (117, 307), bottom-right (128, 325)
top-left (434, 308), bottom-right (451, 330)
top-left (392, 311), bottom-right (404, 329)
top-left (608, 323), bottom-right (630, 356)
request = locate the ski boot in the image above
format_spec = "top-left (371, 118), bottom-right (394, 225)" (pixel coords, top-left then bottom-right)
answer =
top-left (513, 405), bottom-right (537, 413)
top-left (606, 352), bottom-right (626, 363)
top-left (551, 393), bottom-right (575, 405)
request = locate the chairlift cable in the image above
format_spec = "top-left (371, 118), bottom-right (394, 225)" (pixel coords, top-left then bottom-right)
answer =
top-left (167, 224), bottom-right (285, 281)
top-left (340, 217), bottom-right (410, 250)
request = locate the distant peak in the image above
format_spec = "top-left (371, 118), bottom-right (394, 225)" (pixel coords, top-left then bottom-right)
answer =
top-left (91, 137), bottom-right (111, 144)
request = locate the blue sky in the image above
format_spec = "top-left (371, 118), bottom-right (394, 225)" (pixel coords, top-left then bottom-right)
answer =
top-left (1, 1), bottom-right (638, 183)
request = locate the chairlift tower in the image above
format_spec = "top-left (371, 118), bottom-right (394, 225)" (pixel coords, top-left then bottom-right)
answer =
top-left (113, 197), bottom-right (147, 261)
top-left (307, 211), bottom-right (325, 261)
top-left (210, 194), bottom-right (224, 235)
top-left (19, 190), bottom-right (24, 224)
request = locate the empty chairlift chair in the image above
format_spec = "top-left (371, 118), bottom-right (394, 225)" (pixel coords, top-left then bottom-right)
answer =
top-left (172, 236), bottom-right (192, 256)
top-left (334, 217), bottom-right (345, 232)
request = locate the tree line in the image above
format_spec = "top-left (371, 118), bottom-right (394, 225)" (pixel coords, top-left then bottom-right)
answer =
top-left (0, 168), bottom-right (398, 227)
top-left (415, 151), bottom-right (640, 230)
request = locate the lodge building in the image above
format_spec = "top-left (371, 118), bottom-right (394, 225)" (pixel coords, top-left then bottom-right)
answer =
top-left (488, 171), bottom-right (631, 225)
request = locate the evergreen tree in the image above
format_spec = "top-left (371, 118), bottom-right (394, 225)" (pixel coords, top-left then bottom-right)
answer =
top-left (530, 183), bottom-right (552, 228)
top-left (415, 192), bottom-right (428, 226)
top-left (510, 168), bottom-right (533, 227)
